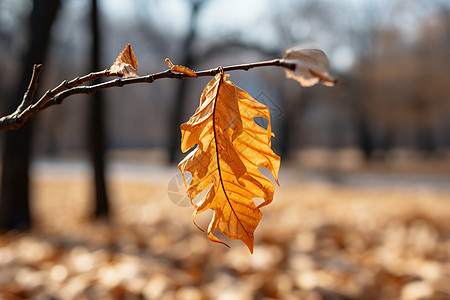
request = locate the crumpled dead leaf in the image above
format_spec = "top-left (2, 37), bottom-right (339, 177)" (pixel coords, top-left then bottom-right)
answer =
top-left (165, 58), bottom-right (197, 77)
top-left (109, 44), bottom-right (139, 78)
top-left (281, 47), bottom-right (336, 87)
top-left (178, 72), bottom-right (280, 253)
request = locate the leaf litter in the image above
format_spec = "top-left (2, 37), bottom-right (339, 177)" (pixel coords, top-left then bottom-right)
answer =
top-left (0, 173), bottom-right (449, 300)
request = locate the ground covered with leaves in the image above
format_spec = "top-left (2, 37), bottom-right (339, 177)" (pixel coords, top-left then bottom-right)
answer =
top-left (0, 163), bottom-right (449, 300)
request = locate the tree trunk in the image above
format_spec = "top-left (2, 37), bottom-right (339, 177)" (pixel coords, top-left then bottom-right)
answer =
top-left (0, 0), bottom-right (61, 230)
top-left (89, 0), bottom-right (109, 219)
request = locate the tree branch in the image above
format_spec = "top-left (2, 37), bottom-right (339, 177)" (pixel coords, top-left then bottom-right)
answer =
top-left (15, 64), bottom-right (43, 114)
top-left (0, 59), bottom-right (295, 131)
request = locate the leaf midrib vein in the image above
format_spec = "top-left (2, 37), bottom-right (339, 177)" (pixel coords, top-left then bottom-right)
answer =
top-left (212, 75), bottom-right (250, 238)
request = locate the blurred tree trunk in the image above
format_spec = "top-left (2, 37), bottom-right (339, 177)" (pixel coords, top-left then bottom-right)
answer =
top-left (278, 103), bottom-right (294, 159)
top-left (0, 0), bottom-right (60, 230)
top-left (167, 1), bottom-right (202, 164)
top-left (355, 114), bottom-right (376, 160)
top-left (352, 71), bottom-right (377, 161)
top-left (89, 0), bottom-right (109, 219)
top-left (277, 88), bottom-right (308, 160)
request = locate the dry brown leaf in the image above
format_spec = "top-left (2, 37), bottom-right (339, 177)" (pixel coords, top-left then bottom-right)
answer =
top-left (178, 72), bottom-right (280, 253)
top-left (281, 47), bottom-right (336, 87)
top-left (109, 44), bottom-right (139, 78)
top-left (165, 58), bottom-right (197, 77)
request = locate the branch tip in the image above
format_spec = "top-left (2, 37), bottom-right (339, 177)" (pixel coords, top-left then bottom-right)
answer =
top-left (34, 64), bottom-right (43, 71)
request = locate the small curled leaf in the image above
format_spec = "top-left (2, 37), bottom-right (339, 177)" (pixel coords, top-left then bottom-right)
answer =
top-left (281, 47), bottom-right (336, 87)
top-left (165, 58), bottom-right (174, 69)
top-left (165, 58), bottom-right (197, 77)
top-left (109, 44), bottom-right (139, 78)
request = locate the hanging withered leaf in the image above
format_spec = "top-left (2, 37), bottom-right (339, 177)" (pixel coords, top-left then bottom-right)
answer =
top-left (165, 58), bottom-right (197, 77)
top-left (178, 72), bottom-right (280, 253)
top-left (109, 44), bottom-right (139, 78)
top-left (281, 47), bottom-right (336, 87)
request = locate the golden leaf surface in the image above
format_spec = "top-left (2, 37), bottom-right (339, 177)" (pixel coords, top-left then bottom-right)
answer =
top-left (165, 58), bottom-right (197, 77)
top-left (109, 44), bottom-right (139, 78)
top-left (281, 47), bottom-right (336, 87)
top-left (178, 73), bottom-right (280, 253)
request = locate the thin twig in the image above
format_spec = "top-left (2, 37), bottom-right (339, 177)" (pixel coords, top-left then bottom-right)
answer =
top-left (38, 69), bottom-right (111, 108)
top-left (15, 64), bottom-right (43, 114)
top-left (0, 59), bottom-right (294, 131)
